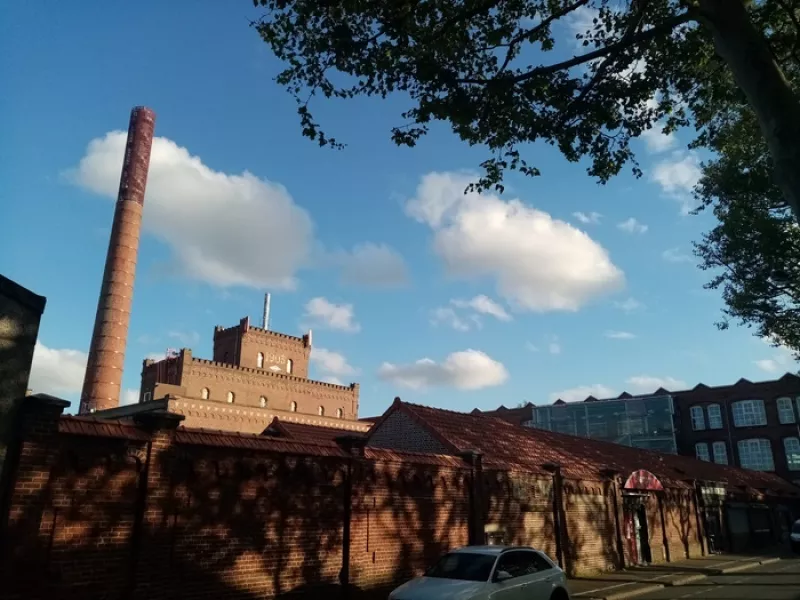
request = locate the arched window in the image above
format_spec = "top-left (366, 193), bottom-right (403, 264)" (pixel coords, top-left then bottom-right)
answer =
top-left (287, 359), bottom-right (293, 374)
top-left (732, 400), bottom-right (767, 427)
top-left (737, 438), bottom-right (774, 471)
top-left (690, 406), bottom-right (705, 431)
top-left (257, 352), bottom-right (265, 368)
top-left (712, 441), bottom-right (728, 465)
top-left (201, 387), bottom-right (210, 400)
top-left (707, 404), bottom-right (723, 429)
top-left (318, 406), bottom-right (325, 416)
top-left (227, 391), bottom-right (235, 404)
top-left (784, 437), bottom-right (800, 470)
top-left (695, 443), bottom-right (710, 462)
top-left (777, 397), bottom-right (796, 424)
top-left (260, 396), bottom-right (267, 408)
top-left (290, 401), bottom-right (297, 412)
top-left (336, 408), bottom-right (343, 419)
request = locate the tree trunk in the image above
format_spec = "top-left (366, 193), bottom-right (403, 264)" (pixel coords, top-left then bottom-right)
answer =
top-left (700, 0), bottom-right (800, 221)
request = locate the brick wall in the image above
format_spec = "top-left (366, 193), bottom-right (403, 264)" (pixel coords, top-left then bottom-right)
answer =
top-left (367, 410), bottom-right (449, 454)
top-left (140, 348), bottom-right (359, 422)
top-left (212, 320), bottom-right (311, 378)
top-left (2, 400), bottom-right (793, 600)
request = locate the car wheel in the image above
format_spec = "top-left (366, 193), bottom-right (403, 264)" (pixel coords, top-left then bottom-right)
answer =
top-left (549, 587), bottom-right (569, 600)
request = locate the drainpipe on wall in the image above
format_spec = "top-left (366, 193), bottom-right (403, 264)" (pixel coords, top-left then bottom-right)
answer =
top-left (601, 469), bottom-right (625, 569)
top-left (543, 463), bottom-right (567, 571)
top-left (657, 493), bottom-right (671, 563)
top-left (690, 480), bottom-right (707, 556)
top-left (459, 450), bottom-right (484, 545)
top-left (335, 435), bottom-right (365, 600)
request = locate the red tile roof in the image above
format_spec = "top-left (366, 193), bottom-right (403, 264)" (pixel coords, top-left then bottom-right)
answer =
top-left (175, 426), bottom-right (346, 457)
top-left (59, 416), bottom-right (150, 441)
top-left (266, 418), bottom-right (367, 446)
top-left (378, 400), bottom-right (800, 496)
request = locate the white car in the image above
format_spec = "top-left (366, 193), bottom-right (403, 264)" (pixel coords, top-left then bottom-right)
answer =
top-left (388, 545), bottom-right (571, 600)
top-left (791, 519), bottom-right (800, 553)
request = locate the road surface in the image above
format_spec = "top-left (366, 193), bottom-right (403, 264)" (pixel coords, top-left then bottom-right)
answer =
top-left (635, 556), bottom-right (800, 600)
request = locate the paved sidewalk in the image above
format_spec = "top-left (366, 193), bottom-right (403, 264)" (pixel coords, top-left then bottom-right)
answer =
top-left (568, 552), bottom-right (786, 600)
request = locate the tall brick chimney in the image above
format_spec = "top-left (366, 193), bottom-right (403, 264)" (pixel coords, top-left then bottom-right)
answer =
top-left (79, 106), bottom-right (156, 414)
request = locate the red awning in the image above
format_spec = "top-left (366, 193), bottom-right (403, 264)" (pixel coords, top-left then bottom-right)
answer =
top-left (624, 469), bottom-right (664, 491)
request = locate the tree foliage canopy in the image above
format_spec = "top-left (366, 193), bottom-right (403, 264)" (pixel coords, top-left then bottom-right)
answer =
top-left (253, 0), bottom-right (800, 204)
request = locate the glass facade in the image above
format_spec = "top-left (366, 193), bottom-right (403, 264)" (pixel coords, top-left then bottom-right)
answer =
top-left (525, 395), bottom-right (678, 454)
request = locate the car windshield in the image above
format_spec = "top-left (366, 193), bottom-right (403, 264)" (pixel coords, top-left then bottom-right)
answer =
top-left (792, 521), bottom-right (800, 534)
top-left (425, 552), bottom-right (497, 582)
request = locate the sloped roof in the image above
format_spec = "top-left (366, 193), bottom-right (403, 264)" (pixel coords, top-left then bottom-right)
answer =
top-left (59, 416), bottom-right (150, 441)
top-left (265, 417), bottom-right (368, 446)
top-left (371, 400), bottom-right (800, 495)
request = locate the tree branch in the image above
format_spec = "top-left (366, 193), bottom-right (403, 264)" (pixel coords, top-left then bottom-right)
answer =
top-left (457, 11), bottom-right (695, 85)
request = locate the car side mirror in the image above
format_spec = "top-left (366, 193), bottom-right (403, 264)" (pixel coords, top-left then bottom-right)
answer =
top-left (495, 570), bottom-right (513, 583)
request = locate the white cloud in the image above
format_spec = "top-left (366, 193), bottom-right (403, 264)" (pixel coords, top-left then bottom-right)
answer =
top-left (640, 126), bottom-right (677, 153)
top-left (378, 349), bottom-right (508, 390)
top-left (549, 384), bottom-right (615, 403)
top-left (565, 5), bottom-right (599, 40)
top-left (322, 376), bottom-right (345, 386)
top-left (146, 352), bottom-right (166, 361)
top-left (451, 295), bottom-right (512, 321)
top-left (573, 211), bottom-right (602, 225)
top-left (617, 218), bottom-right (648, 234)
top-left (69, 131), bottom-right (314, 288)
top-left (614, 297), bottom-right (644, 313)
top-left (662, 247), bottom-right (693, 263)
top-left (303, 297), bottom-right (360, 332)
top-left (430, 307), bottom-right (474, 332)
top-left (754, 339), bottom-right (796, 373)
top-left (605, 330), bottom-right (636, 340)
top-left (310, 347), bottom-right (358, 376)
top-left (328, 242), bottom-right (409, 288)
top-left (625, 375), bottom-right (687, 393)
top-left (525, 342), bottom-right (540, 352)
top-left (652, 151), bottom-right (702, 214)
top-left (406, 172), bottom-right (624, 312)
top-left (122, 389), bottom-right (139, 405)
top-left (548, 337), bottom-right (562, 355)
top-left (28, 342), bottom-right (86, 398)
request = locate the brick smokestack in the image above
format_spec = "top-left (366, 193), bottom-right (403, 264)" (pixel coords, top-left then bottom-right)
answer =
top-left (79, 106), bottom-right (156, 414)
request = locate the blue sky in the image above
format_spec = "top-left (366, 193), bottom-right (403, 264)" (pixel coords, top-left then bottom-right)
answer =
top-left (1, 2), bottom-right (793, 418)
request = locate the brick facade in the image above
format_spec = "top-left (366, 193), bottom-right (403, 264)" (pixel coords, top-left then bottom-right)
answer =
top-left (131, 316), bottom-right (359, 434)
top-left (3, 397), bottom-right (799, 599)
top-left (673, 375), bottom-right (800, 482)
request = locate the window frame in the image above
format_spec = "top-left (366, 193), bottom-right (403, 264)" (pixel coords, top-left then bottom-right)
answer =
top-left (290, 401), bottom-right (297, 412)
top-left (737, 438), bottom-right (775, 471)
top-left (777, 397), bottom-right (796, 425)
top-left (731, 400), bottom-right (767, 428)
top-left (260, 396), bottom-right (267, 408)
top-left (227, 391), bottom-right (235, 404)
top-left (336, 408), bottom-right (343, 419)
top-left (706, 404), bottom-right (723, 430)
top-left (783, 437), bottom-right (800, 471)
top-left (201, 387), bottom-right (210, 400)
top-left (690, 406), bottom-right (706, 431)
top-left (712, 441), bottom-right (728, 465)
top-left (257, 352), bottom-right (265, 368)
top-left (695, 442), bottom-right (710, 462)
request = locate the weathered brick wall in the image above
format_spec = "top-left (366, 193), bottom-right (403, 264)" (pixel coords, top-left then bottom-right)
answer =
top-left (663, 489), bottom-right (703, 559)
top-left (563, 481), bottom-right (621, 575)
top-left (350, 454), bottom-right (471, 589)
top-left (367, 410), bottom-right (449, 454)
top-left (483, 470), bottom-right (555, 555)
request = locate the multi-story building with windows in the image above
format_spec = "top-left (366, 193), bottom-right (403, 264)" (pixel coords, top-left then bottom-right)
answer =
top-left (478, 373), bottom-right (800, 483)
top-left (96, 315), bottom-right (368, 437)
